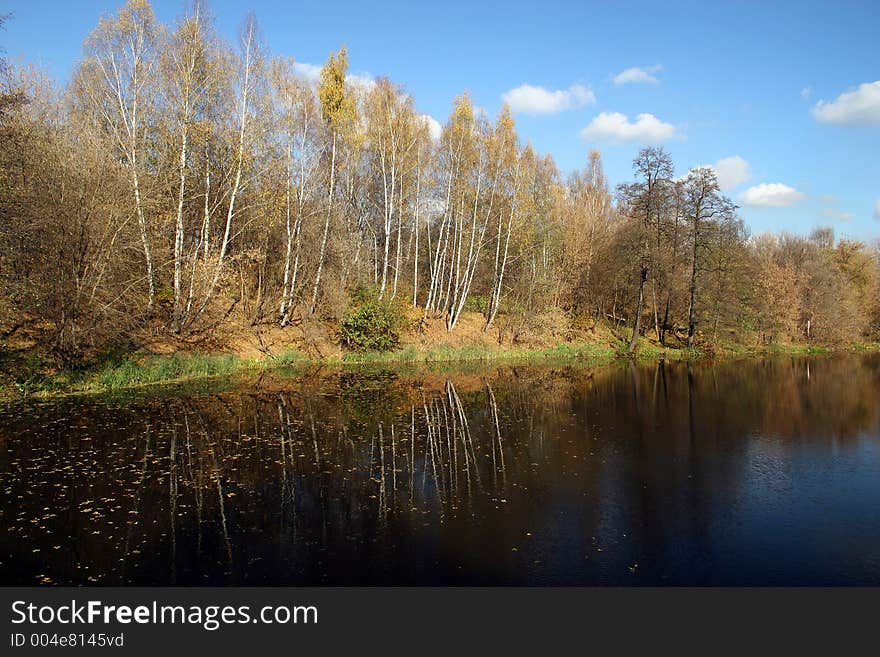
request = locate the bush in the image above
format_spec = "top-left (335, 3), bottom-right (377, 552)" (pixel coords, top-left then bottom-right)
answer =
top-left (463, 294), bottom-right (489, 314)
top-left (340, 298), bottom-right (406, 352)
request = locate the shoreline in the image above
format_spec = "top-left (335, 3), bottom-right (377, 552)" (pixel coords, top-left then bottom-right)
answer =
top-left (2, 338), bottom-right (876, 403)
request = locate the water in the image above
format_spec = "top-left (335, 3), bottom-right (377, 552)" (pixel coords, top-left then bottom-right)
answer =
top-left (2, 354), bottom-right (880, 585)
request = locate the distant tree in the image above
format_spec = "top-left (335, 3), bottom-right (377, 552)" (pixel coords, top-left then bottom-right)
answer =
top-left (1, 14), bottom-right (27, 117)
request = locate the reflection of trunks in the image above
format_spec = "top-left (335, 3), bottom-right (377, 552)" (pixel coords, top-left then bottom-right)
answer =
top-left (2, 354), bottom-right (879, 586)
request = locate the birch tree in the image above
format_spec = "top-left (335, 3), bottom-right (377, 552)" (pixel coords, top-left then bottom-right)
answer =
top-left (191, 12), bottom-right (263, 324)
top-left (80, 0), bottom-right (158, 309)
top-left (364, 79), bottom-right (418, 299)
top-left (161, 2), bottom-right (218, 329)
top-left (272, 57), bottom-right (320, 324)
top-left (484, 105), bottom-right (520, 331)
top-left (309, 46), bottom-right (355, 315)
top-left (7, 1), bottom-right (880, 362)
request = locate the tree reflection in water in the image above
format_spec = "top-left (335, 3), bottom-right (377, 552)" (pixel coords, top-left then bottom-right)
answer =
top-left (2, 353), bottom-right (880, 585)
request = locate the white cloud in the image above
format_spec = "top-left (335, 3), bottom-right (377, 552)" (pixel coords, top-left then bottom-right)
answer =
top-left (292, 62), bottom-right (322, 81)
top-left (613, 65), bottom-right (662, 86)
top-left (800, 87), bottom-right (811, 100)
top-left (420, 114), bottom-right (442, 141)
top-left (707, 155), bottom-right (751, 191)
top-left (739, 183), bottom-right (805, 208)
top-left (812, 80), bottom-right (880, 125)
top-left (501, 83), bottom-right (595, 114)
top-left (684, 156), bottom-right (751, 191)
top-left (874, 199), bottom-right (880, 219)
top-left (580, 112), bottom-right (675, 144)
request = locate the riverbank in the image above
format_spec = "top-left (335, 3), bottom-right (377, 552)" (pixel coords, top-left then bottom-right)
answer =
top-left (2, 316), bottom-right (875, 401)
top-left (0, 340), bottom-right (617, 401)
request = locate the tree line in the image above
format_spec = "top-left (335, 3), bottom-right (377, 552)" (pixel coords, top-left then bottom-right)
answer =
top-left (1, 1), bottom-right (878, 365)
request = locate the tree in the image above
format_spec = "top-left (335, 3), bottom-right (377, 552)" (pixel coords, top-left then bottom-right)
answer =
top-left (701, 214), bottom-right (749, 344)
top-left (681, 166), bottom-right (736, 347)
top-left (0, 14), bottom-right (26, 118)
top-left (310, 46), bottom-right (355, 315)
top-left (363, 78), bottom-right (419, 300)
top-left (484, 104), bottom-right (521, 332)
top-left (79, 0), bottom-right (159, 309)
top-left (556, 149), bottom-right (613, 315)
top-left (422, 93), bottom-right (472, 325)
top-left (161, 1), bottom-right (219, 329)
top-left (616, 147), bottom-right (674, 354)
top-left (272, 56), bottom-right (320, 325)
top-left (3, 0), bottom-right (879, 367)
top-left (192, 12), bottom-right (264, 324)
top-left (0, 68), bottom-right (136, 363)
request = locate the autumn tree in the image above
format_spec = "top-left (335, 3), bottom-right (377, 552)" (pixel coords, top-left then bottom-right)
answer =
top-left (483, 104), bottom-right (521, 332)
top-left (681, 166), bottom-right (736, 347)
top-left (556, 149), bottom-right (613, 315)
top-left (160, 1), bottom-right (220, 330)
top-left (272, 56), bottom-right (320, 324)
top-left (3, 0), bottom-right (879, 366)
top-left (616, 147), bottom-right (674, 354)
top-left (0, 69), bottom-right (136, 363)
top-left (79, 0), bottom-right (159, 308)
top-left (310, 46), bottom-right (355, 315)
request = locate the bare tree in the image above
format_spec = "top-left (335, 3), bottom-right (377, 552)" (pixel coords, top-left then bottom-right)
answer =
top-left (80, 0), bottom-right (159, 309)
top-left (617, 147), bottom-right (673, 354)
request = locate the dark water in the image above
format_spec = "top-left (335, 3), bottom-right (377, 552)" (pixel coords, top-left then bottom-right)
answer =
top-left (2, 354), bottom-right (880, 586)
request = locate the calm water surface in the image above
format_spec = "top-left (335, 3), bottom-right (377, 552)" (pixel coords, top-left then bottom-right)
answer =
top-left (2, 354), bottom-right (880, 585)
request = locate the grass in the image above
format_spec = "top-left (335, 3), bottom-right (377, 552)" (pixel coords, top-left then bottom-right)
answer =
top-left (338, 341), bottom-right (620, 366)
top-left (86, 349), bottom-right (308, 392)
top-left (0, 348), bottom-right (308, 400)
top-left (91, 353), bottom-right (244, 390)
top-left (702, 341), bottom-right (834, 359)
top-left (2, 335), bottom-right (877, 403)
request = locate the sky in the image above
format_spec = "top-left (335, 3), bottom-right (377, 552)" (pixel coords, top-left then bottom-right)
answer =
top-left (2, 0), bottom-right (879, 239)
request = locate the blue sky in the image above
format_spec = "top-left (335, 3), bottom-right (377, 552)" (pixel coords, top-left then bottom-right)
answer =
top-left (3, 0), bottom-right (878, 239)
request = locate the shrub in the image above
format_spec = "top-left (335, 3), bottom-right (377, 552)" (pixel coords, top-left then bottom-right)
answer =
top-left (463, 294), bottom-right (489, 314)
top-left (340, 298), bottom-right (406, 352)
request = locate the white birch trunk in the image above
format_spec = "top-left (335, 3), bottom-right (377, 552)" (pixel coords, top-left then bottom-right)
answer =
top-left (309, 130), bottom-right (336, 315)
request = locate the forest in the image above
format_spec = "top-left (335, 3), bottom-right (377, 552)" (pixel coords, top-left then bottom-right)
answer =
top-left (1, 0), bottom-right (879, 381)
